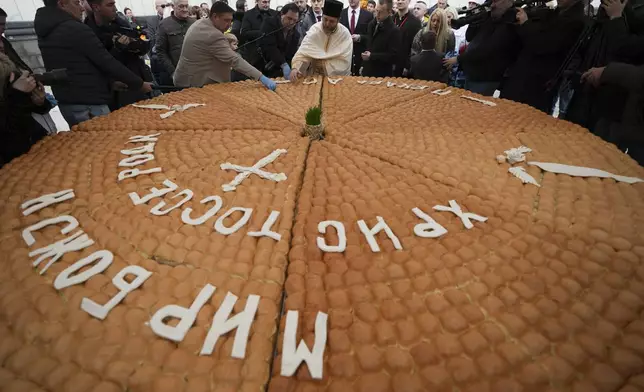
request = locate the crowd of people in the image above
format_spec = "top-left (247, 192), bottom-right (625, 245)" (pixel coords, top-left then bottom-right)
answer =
top-left (0, 0), bottom-right (642, 167)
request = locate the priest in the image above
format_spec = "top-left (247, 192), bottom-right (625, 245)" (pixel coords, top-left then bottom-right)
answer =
top-left (289, 0), bottom-right (353, 81)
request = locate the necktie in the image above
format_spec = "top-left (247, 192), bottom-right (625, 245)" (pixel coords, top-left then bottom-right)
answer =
top-left (350, 10), bottom-right (356, 34)
top-left (317, 15), bottom-right (321, 22)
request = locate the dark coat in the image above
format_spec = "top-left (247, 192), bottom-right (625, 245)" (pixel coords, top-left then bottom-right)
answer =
top-left (1, 39), bottom-right (50, 167)
top-left (340, 7), bottom-right (374, 75)
top-left (145, 14), bottom-right (164, 55)
top-left (259, 14), bottom-right (300, 78)
top-left (240, 6), bottom-right (278, 68)
top-left (409, 50), bottom-right (449, 83)
top-left (392, 10), bottom-right (422, 76)
top-left (231, 11), bottom-right (245, 39)
top-left (501, 2), bottom-right (585, 113)
top-left (155, 14), bottom-right (195, 74)
top-left (604, 15), bottom-right (644, 66)
top-left (34, 6), bottom-right (143, 106)
top-left (85, 13), bottom-right (153, 109)
top-left (363, 17), bottom-right (402, 77)
top-left (296, 6), bottom-right (317, 43)
top-left (0, 88), bottom-right (50, 167)
top-left (595, 62), bottom-right (644, 165)
top-left (457, 8), bottom-right (520, 83)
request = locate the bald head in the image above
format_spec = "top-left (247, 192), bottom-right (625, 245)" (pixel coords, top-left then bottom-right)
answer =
top-left (155, 0), bottom-right (166, 16)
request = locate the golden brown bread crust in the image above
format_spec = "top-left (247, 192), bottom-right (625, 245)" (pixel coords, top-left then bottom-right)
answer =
top-left (1, 76), bottom-right (643, 391)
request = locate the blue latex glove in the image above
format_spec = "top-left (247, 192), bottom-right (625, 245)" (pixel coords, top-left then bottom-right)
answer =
top-left (281, 63), bottom-right (291, 79)
top-left (45, 93), bottom-right (58, 108)
top-left (259, 75), bottom-right (277, 91)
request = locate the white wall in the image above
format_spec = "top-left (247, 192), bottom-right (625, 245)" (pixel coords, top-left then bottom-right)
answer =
top-left (1, 0), bottom-right (43, 21)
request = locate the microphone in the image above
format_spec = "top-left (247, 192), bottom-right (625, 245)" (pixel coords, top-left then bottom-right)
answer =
top-left (236, 9), bottom-right (306, 52)
top-left (236, 19), bottom-right (299, 52)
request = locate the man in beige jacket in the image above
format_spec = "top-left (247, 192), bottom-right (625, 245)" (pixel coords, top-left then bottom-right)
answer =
top-left (173, 2), bottom-right (276, 90)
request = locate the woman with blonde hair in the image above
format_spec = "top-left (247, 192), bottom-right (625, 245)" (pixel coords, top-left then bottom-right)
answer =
top-left (411, 8), bottom-right (455, 56)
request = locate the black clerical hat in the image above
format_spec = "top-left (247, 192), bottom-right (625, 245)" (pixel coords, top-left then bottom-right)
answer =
top-left (323, 0), bottom-right (343, 18)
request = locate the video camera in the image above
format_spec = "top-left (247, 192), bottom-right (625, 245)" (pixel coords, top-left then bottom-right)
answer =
top-left (33, 69), bottom-right (68, 86)
top-left (112, 14), bottom-right (150, 55)
top-left (451, 0), bottom-right (550, 28)
top-left (116, 24), bottom-right (148, 41)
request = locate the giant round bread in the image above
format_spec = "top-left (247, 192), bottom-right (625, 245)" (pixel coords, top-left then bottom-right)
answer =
top-left (1, 76), bottom-right (643, 392)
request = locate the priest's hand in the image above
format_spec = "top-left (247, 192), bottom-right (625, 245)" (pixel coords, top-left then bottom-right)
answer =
top-left (361, 51), bottom-right (371, 61)
top-left (260, 75), bottom-right (277, 91)
top-left (289, 69), bottom-right (303, 82)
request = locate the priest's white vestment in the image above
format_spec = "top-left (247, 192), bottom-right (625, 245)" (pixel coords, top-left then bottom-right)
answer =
top-left (291, 22), bottom-right (353, 76)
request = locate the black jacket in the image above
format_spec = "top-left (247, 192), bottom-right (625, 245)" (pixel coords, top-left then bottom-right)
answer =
top-left (241, 6), bottom-right (278, 68)
top-left (392, 10), bottom-right (422, 76)
top-left (595, 62), bottom-right (644, 165)
top-left (34, 6), bottom-right (143, 106)
top-left (604, 15), bottom-right (644, 66)
top-left (296, 6), bottom-right (317, 43)
top-left (501, 3), bottom-right (585, 112)
top-left (409, 50), bottom-right (449, 83)
top-left (259, 14), bottom-right (300, 77)
top-left (340, 7), bottom-right (374, 75)
top-left (457, 8), bottom-right (520, 82)
top-left (363, 17), bottom-right (402, 77)
top-left (85, 13), bottom-right (153, 109)
top-left (155, 15), bottom-right (195, 74)
top-left (145, 14), bottom-right (164, 55)
top-left (1, 39), bottom-right (51, 167)
top-left (231, 11), bottom-right (245, 39)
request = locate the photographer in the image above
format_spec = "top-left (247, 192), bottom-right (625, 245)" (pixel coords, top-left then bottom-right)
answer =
top-left (563, 0), bottom-right (643, 152)
top-left (500, 0), bottom-right (586, 113)
top-left (35, 0), bottom-right (152, 127)
top-left (581, 63), bottom-right (644, 164)
top-left (258, 3), bottom-right (301, 79)
top-left (602, 0), bottom-right (644, 65)
top-left (570, 0), bottom-right (644, 164)
top-left (443, 0), bottom-right (520, 96)
top-left (86, 0), bottom-right (153, 109)
top-left (0, 8), bottom-right (51, 167)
